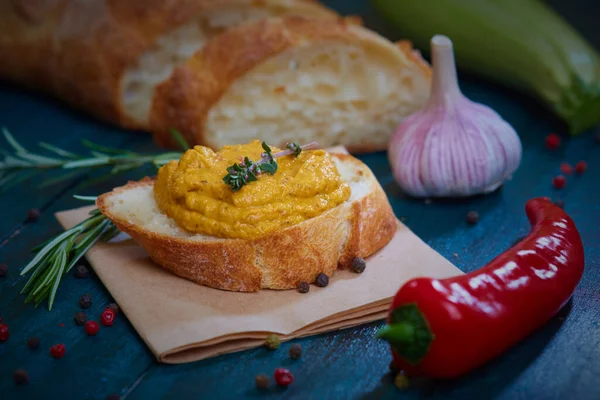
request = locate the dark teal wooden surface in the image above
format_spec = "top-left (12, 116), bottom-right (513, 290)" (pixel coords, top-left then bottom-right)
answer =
top-left (1, 1), bottom-right (599, 399)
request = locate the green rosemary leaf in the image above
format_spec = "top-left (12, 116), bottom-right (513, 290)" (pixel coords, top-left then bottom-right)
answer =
top-left (38, 142), bottom-right (80, 159)
top-left (81, 139), bottom-right (136, 155)
top-left (169, 128), bottom-right (191, 151)
top-left (73, 195), bottom-right (98, 202)
top-left (21, 228), bottom-right (79, 276)
top-left (62, 157), bottom-right (111, 169)
top-left (2, 128), bottom-right (27, 154)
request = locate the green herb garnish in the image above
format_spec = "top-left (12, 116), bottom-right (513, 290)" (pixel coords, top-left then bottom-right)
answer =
top-left (223, 141), bottom-right (318, 191)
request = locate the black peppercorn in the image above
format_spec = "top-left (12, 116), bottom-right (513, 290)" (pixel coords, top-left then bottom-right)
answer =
top-left (315, 273), bottom-right (329, 287)
top-left (107, 303), bottom-right (120, 315)
top-left (554, 200), bottom-right (565, 209)
top-left (27, 208), bottom-right (41, 222)
top-left (0, 263), bottom-right (8, 277)
top-left (289, 344), bottom-right (302, 360)
top-left (74, 312), bottom-right (87, 326)
top-left (351, 257), bottom-right (366, 274)
top-left (74, 265), bottom-right (89, 279)
top-left (14, 369), bottom-right (29, 385)
top-left (466, 211), bottom-right (480, 225)
top-left (297, 281), bottom-right (310, 293)
top-left (255, 374), bottom-right (269, 389)
top-left (27, 336), bottom-right (40, 350)
top-left (79, 294), bottom-right (92, 309)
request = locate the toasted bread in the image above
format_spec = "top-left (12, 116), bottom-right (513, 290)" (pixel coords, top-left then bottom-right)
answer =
top-left (97, 150), bottom-right (397, 292)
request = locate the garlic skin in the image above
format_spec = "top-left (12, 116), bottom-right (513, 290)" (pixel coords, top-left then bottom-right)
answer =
top-left (388, 35), bottom-right (522, 198)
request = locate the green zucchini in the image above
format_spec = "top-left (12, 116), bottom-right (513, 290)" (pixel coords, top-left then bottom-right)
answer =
top-left (371, 0), bottom-right (600, 134)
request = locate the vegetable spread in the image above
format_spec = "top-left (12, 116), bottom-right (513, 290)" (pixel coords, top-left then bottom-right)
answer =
top-left (154, 140), bottom-right (351, 239)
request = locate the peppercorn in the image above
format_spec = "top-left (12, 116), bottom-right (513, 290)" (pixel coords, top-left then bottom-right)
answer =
top-left (85, 321), bottom-right (100, 336)
top-left (297, 281), bottom-right (310, 293)
top-left (552, 175), bottom-right (566, 189)
top-left (255, 374), bottom-right (269, 390)
top-left (560, 162), bottom-right (574, 175)
top-left (27, 208), bottom-right (41, 222)
top-left (274, 368), bottom-right (294, 387)
top-left (50, 343), bottom-right (66, 359)
top-left (79, 293), bottom-right (92, 309)
top-left (13, 369), bottom-right (29, 385)
top-left (100, 309), bottom-right (116, 327)
top-left (466, 211), bottom-right (480, 225)
top-left (265, 334), bottom-right (280, 350)
top-left (545, 133), bottom-right (561, 150)
top-left (389, 360), bottom-right (400, 374)
top-left (0, 263), bottom-right (8, 277)
top-left (0, 324), bottom-right (9, 341)
top-left (575, 161), bottom-right (587, 175)
top-left (289, 344), bottom-right (302, 360)
top-left (394, 373), bottom-right (410, 389)
top-left (351, 257), bottom-right (366, 274)
top-left (74, 312), bottom-right (87, 326)
top-left (27, 336), bottom-right (40, 350)
top-left (107, 303), bottom-right (120, 315)
top-left (74, 265), bottom-right (89, 279)
top-left (554, 200), bottom-right (565, 209)
top-left (315, 273), bottom-right (329, 287)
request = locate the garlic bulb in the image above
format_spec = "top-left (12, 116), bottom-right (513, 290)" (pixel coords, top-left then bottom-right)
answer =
top-left (388, 35), bottom-right (522, 198)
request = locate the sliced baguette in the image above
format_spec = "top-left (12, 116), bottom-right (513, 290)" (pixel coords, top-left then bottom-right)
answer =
top-left (97, 151), bottom-right (397, 292)
top-left (0, 0), bottom-right (338, 129)
top-left (152, 16), bottom-right (431, 153)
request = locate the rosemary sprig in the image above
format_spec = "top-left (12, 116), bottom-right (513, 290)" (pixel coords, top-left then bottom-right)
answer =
top-left (223, 141), bottom-right (318, 191)
top-left (0, 128), bottom-right (185, 193)
top-left (20, 197), bottom-right (118, 310)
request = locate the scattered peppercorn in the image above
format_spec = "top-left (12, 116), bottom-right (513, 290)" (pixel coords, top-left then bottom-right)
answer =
top-left (100, 309), bottom-right (116, 327)
top-left (85, 321), bottom-right (100, 336)
top-left (351, 257), bottom-right (366, 274)
top-left (552, 175), bottom-right (566, 189)
top-left (265, 334), bottom-right (281, 350)
top-left (27, 336), bottom-right (40, 350)
top-left (74, 312), bottom-right (87, 326)
top-left (560, 162), bottom-right (574, 175)
top-left (274, 368), bottom-right (294, 387)
top-left (315, 273), bottom-right (329, 287)
top-left (74, 265), bottom-right (89, 279)
top-left (575, 161), bottom-right (587, 175)
top-left (0, 324), bottom-right (9, 341)
top-left (13, 369), bottom-right (29, 385)
top-left (79, 294), bottom-right (92, 309)
top-left (394, 373), bottom-right (410, 389)
top-left (389, 360), bottom-right (400, 374)
top-left (289, 344), bottom-right (302, 360)
top-left (107, 303), bottom-right (120, 315)
top-left (297, 281), bottom-right (310, 293)
top-left (0, 263), bottom-right (8, 277)
top-left (453, 253), bottom-right (459, 259)
top-left (27, 208), bottom-right (41, 222)
top-left (545, 133), bottom-right (561, 150)
top-left (255, 374), bottom-right (270, 390)
top-left (554, 200), bottom-right (565, 209)
top-left (466, 211), bottom-right (480, 225)
top-left (50, 343), bottom-right (66, 359)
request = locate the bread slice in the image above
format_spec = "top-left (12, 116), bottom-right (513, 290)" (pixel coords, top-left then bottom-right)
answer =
top-left (97, 150), bottom-right (397, 292)
top-left (151, 16), bottom-right (431, 153)
top-left (0, 0), bottom-right (337, 129)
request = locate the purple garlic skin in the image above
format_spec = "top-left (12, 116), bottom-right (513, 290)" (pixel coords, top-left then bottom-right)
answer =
top-left (388, 35), bottom-right (522, 198)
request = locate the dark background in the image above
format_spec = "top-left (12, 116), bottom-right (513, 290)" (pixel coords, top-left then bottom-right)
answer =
top-left (1, 1), bottom-right (599, 399)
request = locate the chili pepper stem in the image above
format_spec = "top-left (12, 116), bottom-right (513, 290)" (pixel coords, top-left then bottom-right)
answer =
top-left (376, 323), bottom-right (415, 343)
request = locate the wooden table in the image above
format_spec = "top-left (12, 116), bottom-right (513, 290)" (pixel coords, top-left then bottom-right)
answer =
top-left (1, 1), bottom-right (599, 399)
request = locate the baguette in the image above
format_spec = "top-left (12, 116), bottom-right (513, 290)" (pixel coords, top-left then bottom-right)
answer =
top-left (0, 0), bottom-right (338, 130)
top-left (152, 16), bottom-right (432, 153)
top-left (97, 149), bottom-right (397, 292)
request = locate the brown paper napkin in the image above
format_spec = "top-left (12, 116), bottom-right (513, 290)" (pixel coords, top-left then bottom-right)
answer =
top-left (55, 206), bottom-right (462, 364)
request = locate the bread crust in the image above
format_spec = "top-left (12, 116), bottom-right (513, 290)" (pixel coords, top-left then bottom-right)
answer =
top-left (151, 16), bottom-right (430, 153)
top-left (0, 0), bottom-right (337, 129)
top-left (96, 153), bottom-right (397, 292)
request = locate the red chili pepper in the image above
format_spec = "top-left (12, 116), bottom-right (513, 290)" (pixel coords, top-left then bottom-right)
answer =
top-left (377, 198), bottom-right (584, 379)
